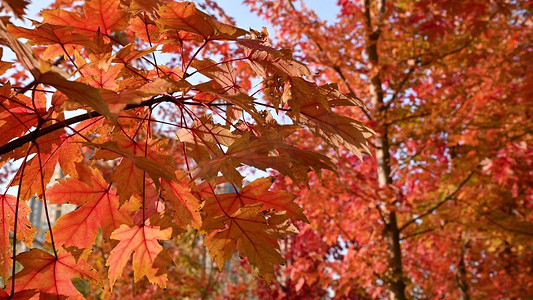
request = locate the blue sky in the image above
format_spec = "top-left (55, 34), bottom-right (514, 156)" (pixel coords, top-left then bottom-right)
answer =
top-left (215, 0), bottom-right (339, 33)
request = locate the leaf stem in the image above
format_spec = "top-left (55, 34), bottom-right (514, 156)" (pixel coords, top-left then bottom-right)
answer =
top-left (141, 108), bottom-right (153, 225)
top-left (10, 144), bottom-right (33, 297)
top-left (184, 40), bottom-right (209, 78)
top-left (34, 142), bottom-right (58, 258)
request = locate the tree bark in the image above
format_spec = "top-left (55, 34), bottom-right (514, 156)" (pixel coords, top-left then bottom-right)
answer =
top-left (361, 0), bottom-right (407, 299)
top-left (457, 243), bottom-right (471, 300)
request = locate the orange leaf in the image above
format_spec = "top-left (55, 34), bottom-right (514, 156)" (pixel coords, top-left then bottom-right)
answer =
top-left (239, 39), bottom-right (312, 78)
top-left (79, 64), bottom-right (123, 90)
top-left (113, 43), bottom-right (158, 65)
top-left (9, 248), bottom-right (101, 298)
top-left (157, 2), bottom-right (247, 40)
top-left (91, 140), bottom-right (175, 197)
top-left (41, 71), bottom-right (115, 119)
top-left (12, 151), bottom-right (58, 201)
top-left (192, 132), bottom-right (334, 187)
top-left (161, 171), bottom-right (203, 229)
top-left (55, 134), bottom-right (83, 177)
top-left (45, 165), bottom-right (132, 248)
top-left (0, 195), bottom-right (35, 282)
top-left (298, 103), bottom-right (374, 159)
top-left (42, 0), bottom-right (129, 38)
top-left (12, 134), bottom-right (82, 201)
top-left (91, 137), bottom-right (176, 204)
top-left (107, 225), bottom-right (172, 290)
top-left (204, 177), bottom-right (307, 222)
top-left (112, 158), bottom-right (145, 206)
top-left (7, 23), bottom-right (97, 60)
top-left (0, 0), bottom-right (29, 19)
top-left (0, 49), bottom-right (12, 76)
top-left (191, 59), bottom-right (239, 91)
top-left (203, 204), bottom-right (295, 282)
top-left (0, 99), bottom-right (40, 147)
top-left (0, 20), bottom-right (114, 119)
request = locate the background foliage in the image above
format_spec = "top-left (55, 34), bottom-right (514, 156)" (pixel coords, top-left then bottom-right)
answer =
top-left (0, 0), bottom-right (532, 299)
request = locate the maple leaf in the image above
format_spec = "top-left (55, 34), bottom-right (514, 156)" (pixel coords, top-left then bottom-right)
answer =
top-left (0, 97), bottom-right (41, 148)
top-left (157, 2), bottom-right (247, 40)
top-left (297, 102), bottom-right (374, 159)
top-left (107, 225), bottom-right (172, 290)
top-left (0, 0), bottom-right (29, 19)
top-left (12, 151), bottom-right (57, 201)
top-left (190, 62), bottom-right (259, 117)
top-left (113, 44), bottom-right (158, 66)
top-left (0, 20), bottom-right (114, 120)
top-left (176, 115), bottom-right (235, 160)
top-left (161, 171), bottom-right (203, 229)
top-left (0, 49), bottom-right (12, 75)
top-left (203, 177), bottom-right (307, 222)
top-left (45, 164), bottom-right (132, 248)
top-left (41, 0), bottom-right (129, 38)
top-left (239, 39), bottom-right (312, 78)
top-left (8, 248), bottom-right (101, 298)
top-left (191, 59), bottom-right (239, 92)
top-left (191, 132), bottom-right (334, 187)
top-left (90, 139), bottom-right (175, 201)
top-left (203, 204), bottom-right (296, 282)
top-left (79, 63), bottom-right (124, 90)
top-left (0, 195), bottom-right (35, 282)
top-left (11, 134), bottom-right (82, 201)
top-left (7, 23), bottom-right (97, 60)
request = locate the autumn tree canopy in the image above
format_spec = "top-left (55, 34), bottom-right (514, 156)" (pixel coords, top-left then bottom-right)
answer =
top-left (0, 0), bottom-right (374, 298)
top-left (217, 0), bottom-right (532, 299)
top-left (1, 0), bottom-right (532, 299)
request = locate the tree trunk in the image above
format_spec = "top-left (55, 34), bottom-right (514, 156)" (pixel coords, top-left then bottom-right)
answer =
top-left (457, 243), bottom-right (470, 300)
top-left (362, 0), bottom-right (407, 299)
top-left (385, 211), bottom-right (407, 300)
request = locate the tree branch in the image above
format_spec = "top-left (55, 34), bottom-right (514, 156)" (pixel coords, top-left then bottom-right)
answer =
top-left (399, 171), bottom-right (474, 232)
top-left (386, 66), bottom-right (415, 109)
top-left (0, 95), bottom-right (195, 157)
top-left (400, 227), bottom-right (435, 240)
top-left (332, 65), bottom-right (373, 121)
top-left (385, 112), bottom-right (430, 126)
top-left (460, 200), bottom-right (533, 237)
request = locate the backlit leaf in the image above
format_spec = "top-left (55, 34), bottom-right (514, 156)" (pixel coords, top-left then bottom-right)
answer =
top-left (0, 195), bottom-right (35, 282)
top-left (203, 204), bottom-right (294, 282)
top-left (46, 164), bottom-right (132, 248)
top-left (161, 171), bottom-right (203, 229)
top-left (158, 2), bottom-right (247, 40)
top-left (9, 248), bottom-right (101, 298)
top-left (107, 225), bottom-right (172, 290)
